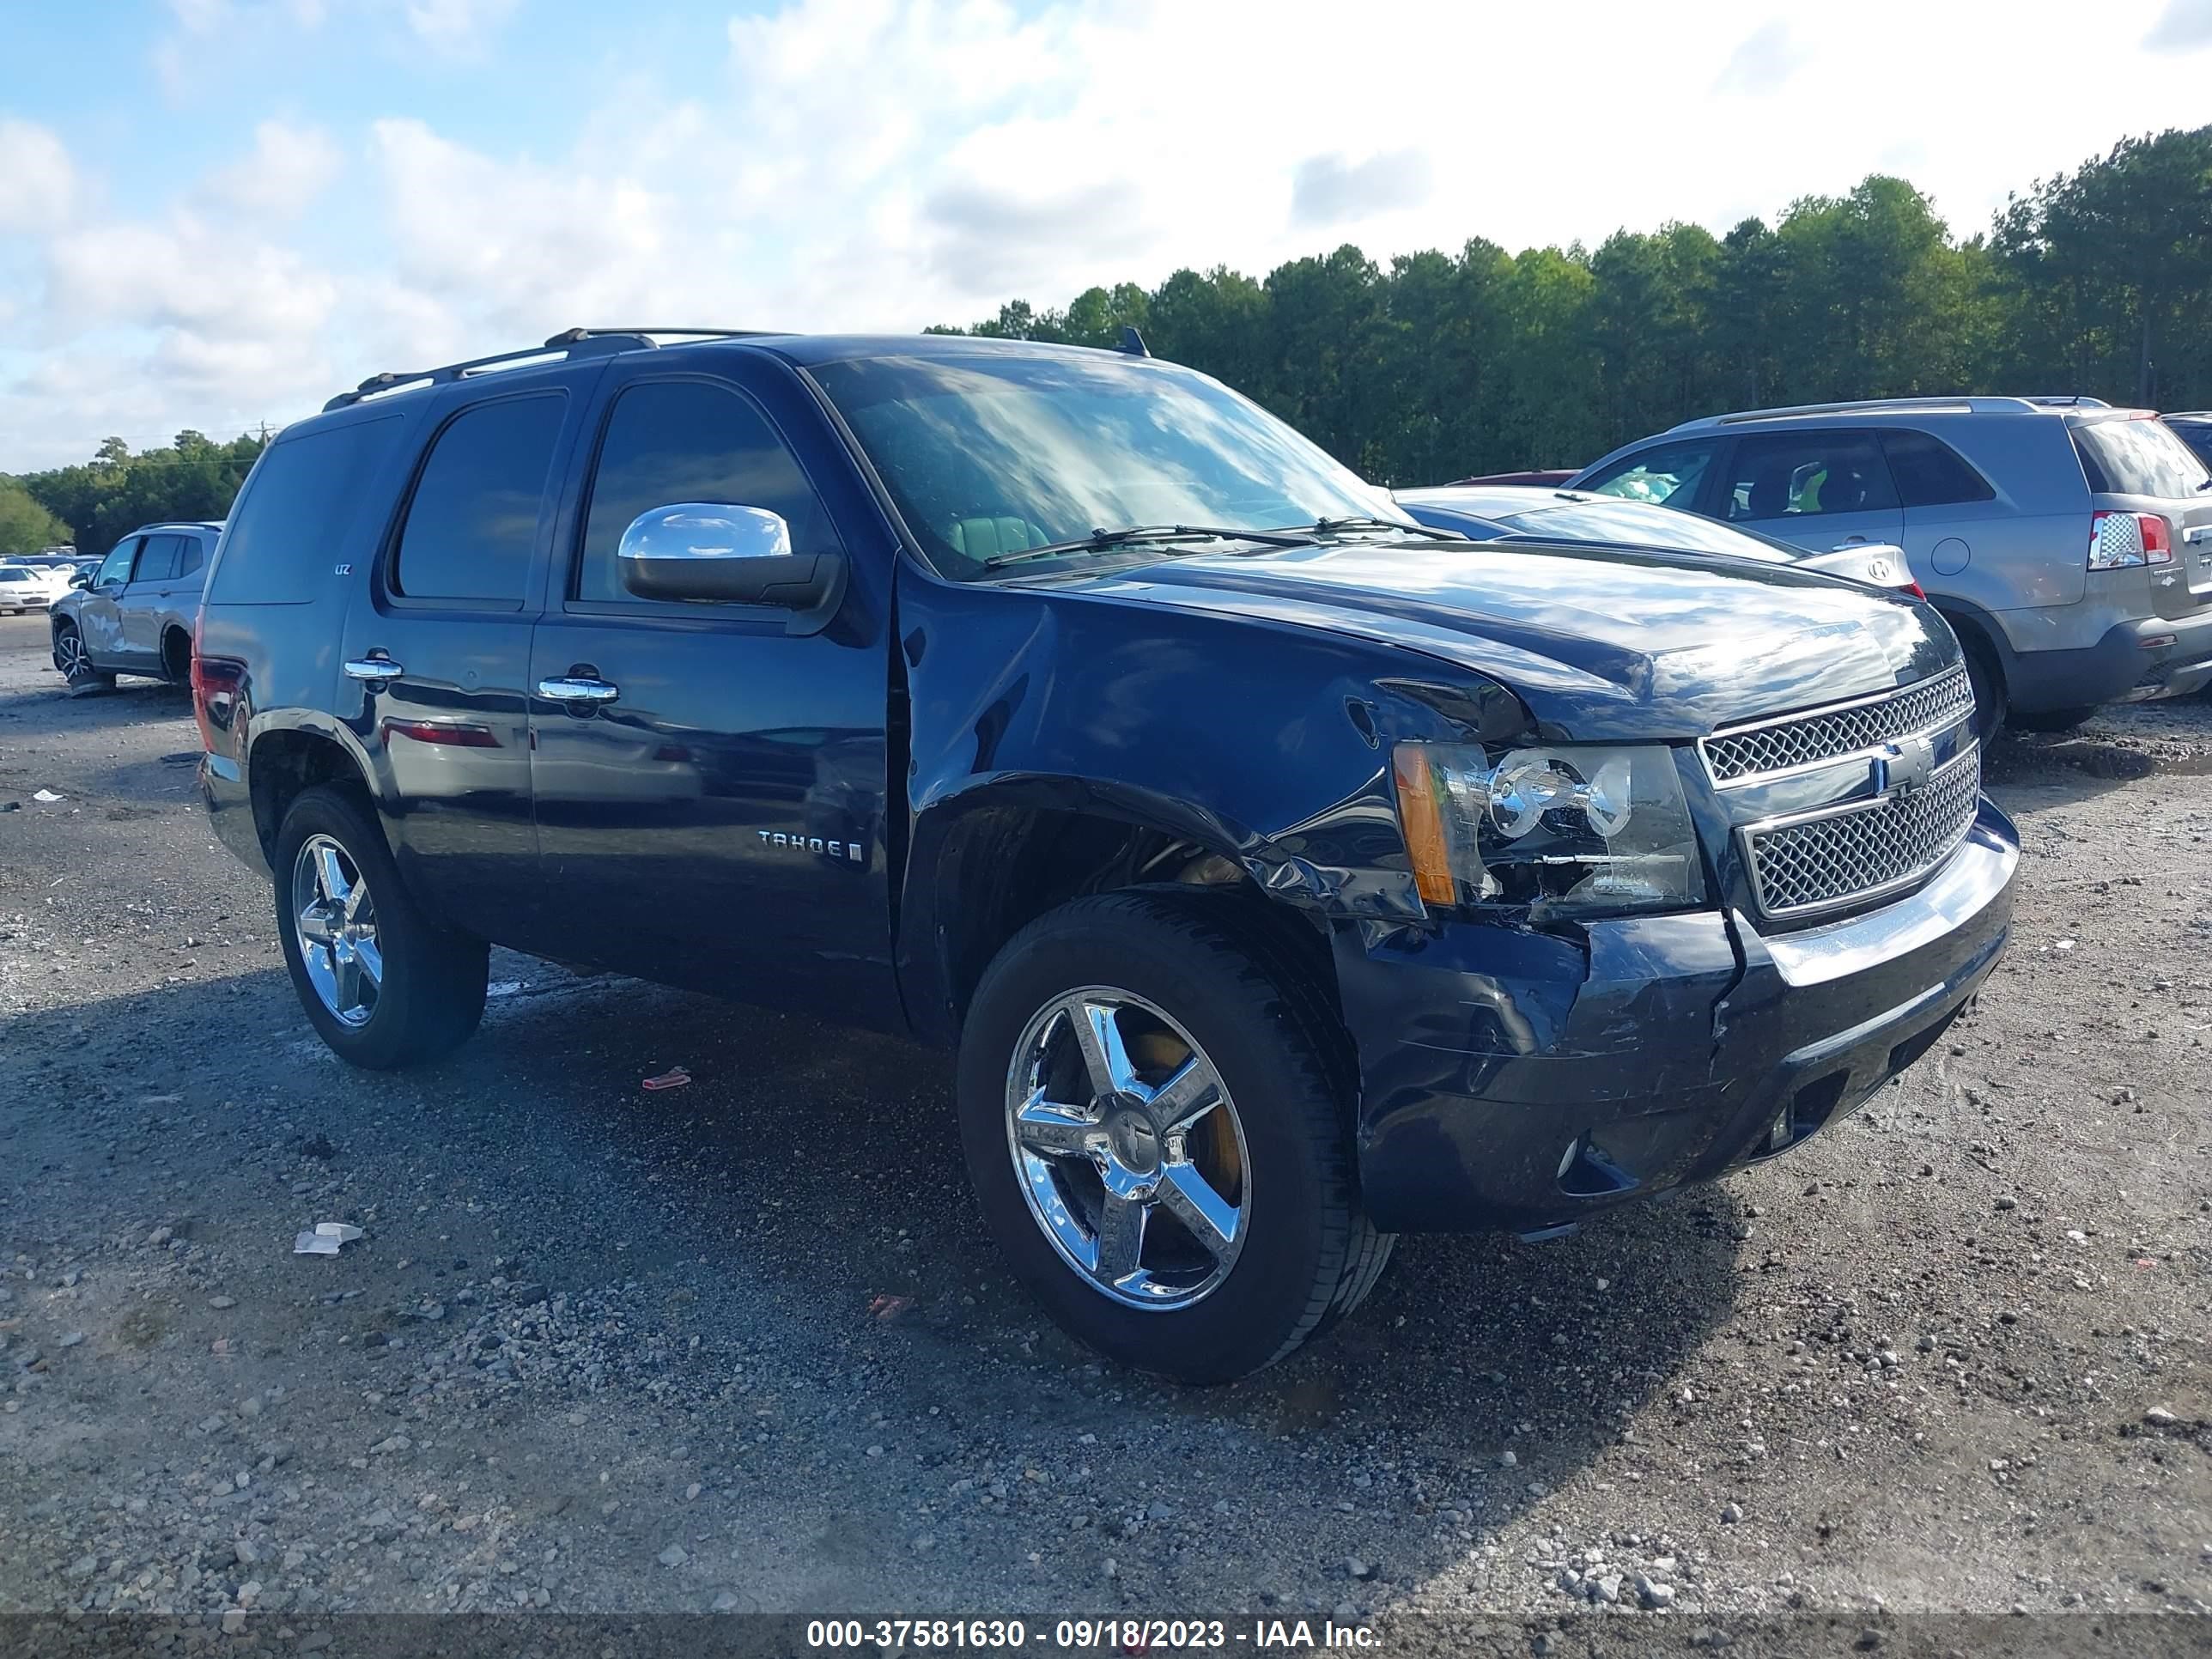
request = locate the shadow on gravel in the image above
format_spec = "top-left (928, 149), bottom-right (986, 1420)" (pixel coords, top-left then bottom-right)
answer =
top-left (10, 952), bottom-right (1746, 1599)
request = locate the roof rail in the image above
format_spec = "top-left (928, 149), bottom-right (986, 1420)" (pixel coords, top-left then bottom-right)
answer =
top-left (2019, 395), bottom-right (2110, 408)
top-left (546, 326), bottom-right (780, 343)
top-left (1667, 393), bottom-right (2109, 431)
top-left (323, 331), bottom-right (663, 411)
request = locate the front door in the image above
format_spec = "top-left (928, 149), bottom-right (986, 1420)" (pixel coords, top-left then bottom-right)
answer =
top-left (1711, 429), bottom-right (1907, 556)
top-left (527, 364), bottom-right (898, 1021)
top-left (76, 536), bottom-right (143, 665)
top-left (343, 383), bottom-right (581, 945)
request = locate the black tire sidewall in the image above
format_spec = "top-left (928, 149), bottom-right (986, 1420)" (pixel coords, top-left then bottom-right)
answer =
top-left (272, 786), bottom-right (484, 1069)
top-left (957, 897), bottom-right (1352, 1383)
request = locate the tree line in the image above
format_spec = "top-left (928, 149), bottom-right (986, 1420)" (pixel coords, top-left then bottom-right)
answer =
top-left (932, 126), bottom-right (2212, 485)
top-left (3, 125), bottom-right (2204, 553)
top-left (1, 432), bottom-right (266, 558)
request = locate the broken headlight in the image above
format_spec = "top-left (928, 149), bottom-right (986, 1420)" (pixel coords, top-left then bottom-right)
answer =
top-left (1392, 742), bottom-right (1707, 918)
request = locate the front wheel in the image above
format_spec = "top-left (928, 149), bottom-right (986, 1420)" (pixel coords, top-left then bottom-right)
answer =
top-left (957, 891), bottom-right (1389, 1383)
top-left (273, 786), bottom-right (488, 1069)
top-left (52, 625), bottom-right (116, 695)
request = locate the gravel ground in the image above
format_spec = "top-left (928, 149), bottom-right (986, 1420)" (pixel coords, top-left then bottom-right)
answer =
top-left (0, 611), bottom-right (2207, 1646)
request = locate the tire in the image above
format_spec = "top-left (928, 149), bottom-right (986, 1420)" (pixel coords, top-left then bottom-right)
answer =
top-left (2010, 705), bottom-right (2097, 736)
top-left (52, 624), bottom-right (116, 696)
top-left (1960, 635), bottom-right (2005, 745)
top-left (272, 785), bottom-right (488, 1069)
top-left (957, 890), bottom-right (1387, 1383)
top-left (161, 628), bottom-right (192, 685)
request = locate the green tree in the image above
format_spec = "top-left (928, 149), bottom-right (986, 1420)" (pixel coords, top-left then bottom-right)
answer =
top-left (0, 480), bottom-right (69, 555)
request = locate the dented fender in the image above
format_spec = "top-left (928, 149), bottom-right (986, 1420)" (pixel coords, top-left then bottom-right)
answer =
top-left (890, 563), bottom-right (1534, 1040)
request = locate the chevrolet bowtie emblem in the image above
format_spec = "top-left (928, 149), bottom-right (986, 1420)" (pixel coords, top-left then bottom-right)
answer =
top-left (1871, 732), bottom-right (1936, 797)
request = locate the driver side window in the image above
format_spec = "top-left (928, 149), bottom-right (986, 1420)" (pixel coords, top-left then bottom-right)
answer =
top-left (95, 538), bottom-right (141, 588)
top-left (574, 379), bottom-right (838, 605)
top-left (1580, 441), bottom-right (1716, 508)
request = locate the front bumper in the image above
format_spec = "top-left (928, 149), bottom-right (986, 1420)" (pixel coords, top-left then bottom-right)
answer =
top-left (1335, 799), bottom-right (2018, 1235)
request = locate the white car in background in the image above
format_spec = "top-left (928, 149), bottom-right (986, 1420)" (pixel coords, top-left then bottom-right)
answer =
top-left (0, 562), bottom-right (74, 613)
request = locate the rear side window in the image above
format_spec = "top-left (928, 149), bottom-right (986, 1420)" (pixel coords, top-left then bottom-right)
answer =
top-left (2071, 416), bottom-right (2211, 499)
top-left (1723, 431), bottom-right (1899, 520)
top-left (574, 379), bottom-right (839, 604)
top-left (133, 535), bottom-right (185, 583)
top-left (1579, 440), bottom-right (1716, 507)
top-left (393, 394), bottom-right (567, 605)
top-left (1881, 429), bottom-right (1995, 507)
top-left (210, 416), bottom-right (406, 605)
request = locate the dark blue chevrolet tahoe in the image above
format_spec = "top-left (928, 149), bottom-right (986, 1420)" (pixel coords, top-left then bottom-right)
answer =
top-left (193, 329), bottom-right (2020, 1382)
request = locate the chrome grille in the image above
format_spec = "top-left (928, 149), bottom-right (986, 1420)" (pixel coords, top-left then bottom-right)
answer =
top-left (1705, 670), bottom-right (1975, 784)
top-left (1744, 747), bottom-right (1981, 917)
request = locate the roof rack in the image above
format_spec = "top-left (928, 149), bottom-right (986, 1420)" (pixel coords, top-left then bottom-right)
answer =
top-left (321, 327), bottom-right (781, 412)
top-left (1667, 393), bottom-right (2135, 431)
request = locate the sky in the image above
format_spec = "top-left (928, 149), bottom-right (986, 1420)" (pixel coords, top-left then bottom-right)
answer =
top-left (3, 0), bottom-right (2211, 471)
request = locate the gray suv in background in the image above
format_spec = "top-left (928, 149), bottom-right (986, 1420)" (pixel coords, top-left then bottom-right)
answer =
top-left (48, 520), bottom-right (222, 693)
top-left (1567, 398), bottom-right (2212, 736)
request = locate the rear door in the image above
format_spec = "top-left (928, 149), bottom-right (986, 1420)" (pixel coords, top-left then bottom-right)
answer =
top-left (525, 359), bottom-right (898, 1018)
top-left (118, 533), bottom-right (189, 663)
top-left (76, 537), bottom-right (143, 664)
top-left (1711, 428), bottom-right (1906, 556)
top-left (343, 383), bottom-right (584, 945)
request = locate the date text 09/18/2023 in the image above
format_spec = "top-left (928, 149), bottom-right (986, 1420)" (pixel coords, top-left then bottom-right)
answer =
top-left (803, 1618), bottom-right (1382, 1650)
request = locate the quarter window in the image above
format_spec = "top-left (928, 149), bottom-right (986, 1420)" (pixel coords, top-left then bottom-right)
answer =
top-left (574, 380), bottom-right (836, 604)
top-left (210, 416), bottom-right (406, 606)
top-left (1723, 431), bottom-right (1899, 520)
top-left (1579, 441), bottom-right (1716, 507)
top-left (1881, 429), bottom-right (1995, 507)
top-left (393, 394), bottom-right (567, 604)
top-left (178, 537), bottom-right (206, 577)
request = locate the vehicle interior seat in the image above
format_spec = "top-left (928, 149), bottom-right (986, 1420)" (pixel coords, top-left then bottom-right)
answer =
top-left (947, 517), bottom-right (1048, 561)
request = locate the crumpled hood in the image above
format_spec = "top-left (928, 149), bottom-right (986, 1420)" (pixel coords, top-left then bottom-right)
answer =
top-left (1070, 538), bottom-right (1960, 738)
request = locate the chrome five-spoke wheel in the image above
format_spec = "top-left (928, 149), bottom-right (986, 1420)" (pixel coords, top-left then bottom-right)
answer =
top-left (291, 834), bottom-right (382, 1027)
top-left (1005, 987), bottom-right (1250, 1310)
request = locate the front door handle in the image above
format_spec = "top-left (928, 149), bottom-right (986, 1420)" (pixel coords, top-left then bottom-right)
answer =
top-left (344, 657), bottom-right (404, 684)
top-left (538, 676), bottom-right (620, 705)
top-left (1832, 536), bottom-right (1869, 549)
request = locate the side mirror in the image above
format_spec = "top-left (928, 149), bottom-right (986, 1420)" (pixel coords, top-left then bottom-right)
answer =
top-left (618, 505), bottom-right (845, 624)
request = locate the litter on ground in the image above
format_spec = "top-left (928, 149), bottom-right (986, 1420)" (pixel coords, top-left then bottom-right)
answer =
top-left (295, 1221), bottom-right (364, 1255)
top-left (33, 789), bottom-right (64, 802)
top-left (642, 1066), bottom-right (692, 1091)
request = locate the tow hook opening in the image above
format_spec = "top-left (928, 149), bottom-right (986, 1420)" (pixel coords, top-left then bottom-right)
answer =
top-left (1555, 1133), bottom-right (1638, 1200)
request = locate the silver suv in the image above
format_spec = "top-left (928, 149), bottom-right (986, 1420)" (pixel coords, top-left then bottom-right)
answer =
top-left (1566, 398), bottom-right (2212, 735)
top-left (48, 521), bottom-right (222, 693)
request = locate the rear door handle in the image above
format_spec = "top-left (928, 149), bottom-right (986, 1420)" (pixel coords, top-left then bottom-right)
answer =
top-left (538, 676), bottom-right (620, 705)
top-left (344, 657), bottom-right (404, 684)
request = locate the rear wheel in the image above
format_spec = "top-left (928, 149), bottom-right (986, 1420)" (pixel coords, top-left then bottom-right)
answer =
top-left (53, 624), bottom-right (116, 696)
top-left (274, 786), bottom-right (488, 1069)
top-left (161, 628), bottom-right (192, 685)
top-left (957, 891), bottom-right (1388, 1383)
top-left (1960, 634), bottom-right (2005, 745)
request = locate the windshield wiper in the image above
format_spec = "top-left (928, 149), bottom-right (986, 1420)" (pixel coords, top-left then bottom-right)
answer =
top-left (1267, 514), bottom-right (1468, 541)
top-left (980, 524), bottom-right (1316, 570)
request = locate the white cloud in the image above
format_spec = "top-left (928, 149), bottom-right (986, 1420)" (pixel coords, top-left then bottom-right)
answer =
top-left (0, 120), bottom-right (78, 234)
top-left (5, 0), bottom-right (2209, 470)
top-left (401, 0), bottom-right (520, 49)
top-left (1714, 20), bottom-right (1811, 94)
top-left (203, 119), bottom-right (343, 218)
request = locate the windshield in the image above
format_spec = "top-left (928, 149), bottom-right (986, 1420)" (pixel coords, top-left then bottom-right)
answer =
top-left (810, 352), bottom-right (1407, 580)
top-left (1497, 501), bottom-right (1793, 564)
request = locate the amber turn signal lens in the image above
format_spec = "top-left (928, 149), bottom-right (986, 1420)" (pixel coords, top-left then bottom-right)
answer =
top-left (1392, 744), bottom-right (1458, 908)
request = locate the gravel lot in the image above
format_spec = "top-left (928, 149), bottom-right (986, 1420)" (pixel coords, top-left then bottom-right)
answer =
top-left (0, 610), bottom-right (2206, 1646)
